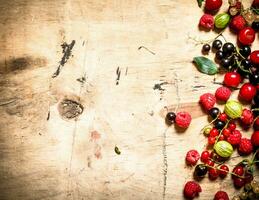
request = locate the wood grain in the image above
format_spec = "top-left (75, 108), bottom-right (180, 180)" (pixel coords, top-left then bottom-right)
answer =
top-left (0, 0), bottom-right (258, 199)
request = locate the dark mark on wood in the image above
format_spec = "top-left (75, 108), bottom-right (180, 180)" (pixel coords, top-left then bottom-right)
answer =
top-left (47, 111), bottom-right (50, 120)
top-left (58, 99), bottom-right (83, 120)
top-left (153, 82), bottom-right (168, 91)
top-left (0, 99), bottom-right (17, 106)
top-left (116, 67), bottom-right (121, 85)
top-left (125, 67), bottom-right (128, 76)
top-left (52, 40), bottom-right (76, 78)
top-left (76, 76), bottom-right (86, 83)
top-left (138, 46), bottom-right (156, 55)
top-left (115, 146), bottom-right (121, 155)
top-left (193, 85), bottom-right (205, 89)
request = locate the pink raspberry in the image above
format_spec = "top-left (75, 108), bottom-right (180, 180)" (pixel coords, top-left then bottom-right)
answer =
top-left (199, 14), bottom-right (214, 30)
top-left (175, 111), bottom-right (192, 128)
top-left (238, 138), bottom-right (253, 155)
top-left (184, 181), bottom-right (202, 199)
top-left (240, 108), bottom-right (254, 126)
top-left (215, 86), bottom-right (231, 102)
top-left (230, 15), bottom-right (246, 32)
top-left (186, 150), bottom-right (200, 166)
top-left (200, 93), bottom-right (216, 111)
top-left (227, 130), bottom-right (242, 146)
top-left (214, 191), bottom-right (229, 200)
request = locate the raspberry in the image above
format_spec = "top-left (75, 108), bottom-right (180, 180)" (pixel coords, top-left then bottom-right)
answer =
top-left (186, 150), bottom-right (200, 166)
top-left (251, 131), bottom-right (259, 147)
top-left (200, 93), bottom-right (216, 111)
top-left (175, 111), bottom-right (192, 128)
top-left (214, 191), bottom-right (229, 200)
top-left (183, 181), bottom-right (202, 199)
top-left (230, 15), bottom-right (246, 32)
top-left (227, 130), bottom-right (242, 145)
top-left (238, 138), bottom-right (253, 155)
top-left (215, 86), bottom-right (231, 102)
top-left (199, 14), bottom-right (214, 30)
top-left (240, 108), bottom-right (254, 126)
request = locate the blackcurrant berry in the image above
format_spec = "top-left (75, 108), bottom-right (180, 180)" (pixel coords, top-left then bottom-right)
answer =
top-left (209, 107), bottom-right (220, 119)
top-left (216, 50), bottom-right (224, 60)
top-left (222, 42), bottom-right (235, 55)
top-left (254, 94), bottom-right (259, 106)
top-left (212, 40), bottom-right (222, 50)
top-left (241, 59), bottom-right (252, 70)
top-left (166, 112), bottom-right (176, 124)
top-left (214, 120), bottom-right (225, 130)
top-left (202, 44), bottom-right (210, 52)
top-left (239, 46), bottom-right (251, 58)
top-left (249, 73), bottom-right (259, 85)
top-left (221, 58), bottom-right (231, 68)
top-left (252, 21), bottom-right (259, 31)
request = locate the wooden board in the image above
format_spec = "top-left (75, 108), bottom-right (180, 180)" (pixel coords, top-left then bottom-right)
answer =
top-left (0, 0), bottom-right (259, 199)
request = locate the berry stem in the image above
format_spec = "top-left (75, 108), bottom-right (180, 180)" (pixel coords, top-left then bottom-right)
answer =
top-left (215, 119), bottom-right (230, 143)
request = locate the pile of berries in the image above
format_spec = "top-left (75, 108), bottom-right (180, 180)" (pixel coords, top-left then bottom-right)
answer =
top-left (181, 1), bottom-right (259, 199)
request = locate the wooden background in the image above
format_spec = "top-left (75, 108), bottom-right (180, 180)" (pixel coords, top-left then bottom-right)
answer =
top-left (0, 0), bottom-right (258, 199)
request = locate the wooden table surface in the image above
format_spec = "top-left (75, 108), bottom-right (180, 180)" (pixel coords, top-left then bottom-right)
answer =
top-left (0, 0), bottom-right (258, 199)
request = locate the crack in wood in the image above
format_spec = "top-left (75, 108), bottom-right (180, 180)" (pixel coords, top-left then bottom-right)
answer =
top-left (162, 128), bottom-right (168, 200)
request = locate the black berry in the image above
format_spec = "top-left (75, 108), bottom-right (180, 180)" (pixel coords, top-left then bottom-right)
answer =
top-left (194, 164), bottom-right (208, 177)
top-left (222, 42), bottom-right (235, 55)
top-left (216, 50), bottom-right (224, 60)
top-left (239, 46), bottom-right (251, 58)
top-left (209, 107), bottom-right (220, 119)
top-left (221, 58), bottom-right (231, 68)
top-left (166, 112), bottom-right (176, 124)
top-left (212, 40), bottom-right (222, 50)
top-left (254, 94), bottom-right (259, 106)
top-left (214, 120), bottom-right (225, 130)
top-left (202, 44), bottom-right (210, 52)
top-left (252, 21), bottom-right (259, 31)
top-left (241, 59), bottom-right (252, 70)
top-left (249, 73), bottom-right (259, 85)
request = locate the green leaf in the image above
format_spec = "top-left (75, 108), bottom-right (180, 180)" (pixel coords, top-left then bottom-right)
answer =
top-left (193, 56), bottom-right (218, 75)
top-left (197, 0), bottom-right (204, 7)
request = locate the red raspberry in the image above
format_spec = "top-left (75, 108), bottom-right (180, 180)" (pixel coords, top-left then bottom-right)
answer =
top-left (218, 113), bottom-right (228, 122)
top-left (200, 93), bottom-right (216, 111)
top-left (186, 150), bottom-right (200, 166)
top-left (214, 191), bottom-right (229, 200)
top-left (230, 15), bottom-right (246, 32)
top-left (199, 14), bottom-right (214, 30)
top-left (175, 111), bottom-right (192, 128)
top-left (200, 150), bottom-right (210, 163)
top-left (205, 0), bottom-right (222, 11)
top-left (219, 165), bottom-right (229, 178)
top-left (215, 86), bottom-right (231, 102)
top-left (209, 168), bottom-right (219, 180)
top-left (251, 131), bottom-right (259, 147)
top-left (224, 72), bottom-right (241, 88)
top-left (227, 130), bottom-right (242, 145)
top-left (240, 109), bottom-right (254, 126)
top-left (238, 138), bottom-right (253, 155)
top-left (222, 128), bottom-right (231, 138)
top-left (183, 181), bottom-right (202, 199)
